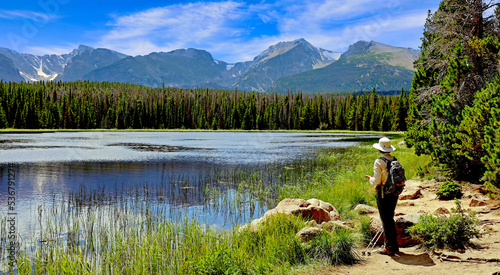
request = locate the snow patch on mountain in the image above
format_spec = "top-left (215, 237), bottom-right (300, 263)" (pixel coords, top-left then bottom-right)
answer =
top-left (34, 60), bottom-right (58, 80)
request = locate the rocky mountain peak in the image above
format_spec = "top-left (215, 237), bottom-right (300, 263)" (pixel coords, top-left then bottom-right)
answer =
top-left (254, 38), bottom-right (315, 63)
top-left (339, 40), bottom-right (374, 59)
top-left (70, 45), bottom-right (95, 57)
top-left (168, 48), bottom-right (214, 61)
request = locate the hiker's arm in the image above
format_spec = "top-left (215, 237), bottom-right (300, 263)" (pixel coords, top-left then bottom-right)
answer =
top-left (369, 160), bottom-right (383, 186)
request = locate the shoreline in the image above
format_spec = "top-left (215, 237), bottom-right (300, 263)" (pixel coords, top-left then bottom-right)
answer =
top-left (0, 128), bottom-right (404, 135)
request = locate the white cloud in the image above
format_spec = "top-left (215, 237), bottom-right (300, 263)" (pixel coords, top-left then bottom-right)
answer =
top-left (93, 0), bottom-right (431, 62)
top-left (0, 9), bottom-right (59, 23)
top-left (339, 10), bottom-right (428, 49)
top-left (98, 1), bottom-right (247, 57)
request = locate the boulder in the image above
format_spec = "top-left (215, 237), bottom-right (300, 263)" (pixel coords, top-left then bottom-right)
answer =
top-left (296, 227), bottom-right (323, 241)
top-left (307, 198), bottom-right (335, 212)
top-left (277, 198), bottom-right (311, 209)
top-left (369, 217), bottom-right (384, 245)
top-left (320, 220), bottom-right (353, 231)
top-left (306, 198), bottom-right (321, 207)
top-left (370, 213), bottom-right (421, 247)
top-left (248, 198), bottom-right (338, 230)
top-left (295, 205), bottom-right (331, 223)
top-left (354, 204), bottom-right (378, 214)
top-left (329, 209), bottom-right (340, 221)
top-left (470, 198), bottom-right (487, 207)
top-left (399, 187), bottom-right (422, 200)
top-left (395, 213), bottom-right (421, 246)
top-left (250, 217), bottom-right (266, 229)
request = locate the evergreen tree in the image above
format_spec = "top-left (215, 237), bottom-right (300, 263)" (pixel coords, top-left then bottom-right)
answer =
top-left (0, 104), bottom-right (8, 128)
top-left (406, 0), bottom-right (500, 181)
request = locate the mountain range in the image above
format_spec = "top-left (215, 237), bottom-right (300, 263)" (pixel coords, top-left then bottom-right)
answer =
top-left (0, 39), bottom-right (418, 93)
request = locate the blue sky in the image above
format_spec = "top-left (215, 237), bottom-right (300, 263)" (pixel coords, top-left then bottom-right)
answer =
top-left (0, 0), bottom-right (439, 63)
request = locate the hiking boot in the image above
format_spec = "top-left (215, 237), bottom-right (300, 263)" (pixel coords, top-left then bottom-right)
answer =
top-left (378, 249), bottom-right (396, 256)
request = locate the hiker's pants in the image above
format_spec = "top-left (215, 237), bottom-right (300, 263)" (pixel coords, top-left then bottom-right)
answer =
top-left (375, 193), bottom-right (399, 252)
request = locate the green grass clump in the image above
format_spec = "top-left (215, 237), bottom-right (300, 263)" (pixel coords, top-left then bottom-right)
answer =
top-left (407, 200), bottom-right (482, 250)
top-left (305, 229), bottom-right (360, 266)
top-left (436, 181), bottom-right (463, 200)
top-left (357, 215), bottom-right (373, 245)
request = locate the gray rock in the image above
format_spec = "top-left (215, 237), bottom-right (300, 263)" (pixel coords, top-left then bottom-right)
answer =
top-left (354, 204), bottom-right (378, 214)
top-left (296, 227), bottom-right (323, 241)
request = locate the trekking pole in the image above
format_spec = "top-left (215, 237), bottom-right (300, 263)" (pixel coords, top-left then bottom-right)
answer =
top-left (362, 225), bottom-right (384, 256)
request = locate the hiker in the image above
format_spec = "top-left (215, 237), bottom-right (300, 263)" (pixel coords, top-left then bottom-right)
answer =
top-left (365, 137), bottom-right (401, 256)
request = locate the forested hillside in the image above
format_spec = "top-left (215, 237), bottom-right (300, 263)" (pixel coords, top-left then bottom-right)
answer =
top-left (271, 52), bottom-right (414, 93)
top-left (0, 81), bottom-right (409, 131)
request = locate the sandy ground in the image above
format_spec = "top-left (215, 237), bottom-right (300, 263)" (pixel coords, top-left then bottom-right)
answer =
top-left (309, 180), bottom-right (500, 275)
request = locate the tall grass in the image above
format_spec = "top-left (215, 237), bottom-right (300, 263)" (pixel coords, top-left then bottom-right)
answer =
top-left (1, 133), bottom-right (431, 274)
top-left (278, 136), bottom-right (431, 218)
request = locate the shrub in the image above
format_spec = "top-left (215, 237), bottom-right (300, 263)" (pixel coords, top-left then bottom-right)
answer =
top-left (407, 200), bottom-right (482, 250)
top-left (305, 229), bottom-right (360, 266)
top-left (436, 181), bottom-right (462, 200)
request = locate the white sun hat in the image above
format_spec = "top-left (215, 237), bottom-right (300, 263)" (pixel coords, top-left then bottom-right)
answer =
top-left (373, 137), bottom-right (396, 152)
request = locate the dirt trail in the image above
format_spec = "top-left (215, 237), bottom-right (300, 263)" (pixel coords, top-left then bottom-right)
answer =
top-left (313, 180), bottom-right (500, 275)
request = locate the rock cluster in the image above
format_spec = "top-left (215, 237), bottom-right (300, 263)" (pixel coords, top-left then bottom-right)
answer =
top-left (246, 197), bottom-right (424, 246)
top-left (246, 198), bottom-right (348, 241)
top-left (249, 198), bottom-right (340, 231)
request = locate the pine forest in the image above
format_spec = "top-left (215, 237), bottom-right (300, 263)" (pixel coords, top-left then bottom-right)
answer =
top-left (0, 81), bottom-right (409, 132)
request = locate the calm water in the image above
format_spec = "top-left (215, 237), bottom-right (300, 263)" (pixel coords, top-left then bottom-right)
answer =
top-left (0, 131), bottom-right (372, 237)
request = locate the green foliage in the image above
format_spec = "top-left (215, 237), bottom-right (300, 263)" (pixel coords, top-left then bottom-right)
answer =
top-left (305, 229), bottom-right (360, 266)
top-left (192, 244), bottom-right (250, 275)
top-left (357, 215), bottom-right (373, 245)
top-left (407, 0), bottom-right (500, 185)
top-left (0, 81), bottom-right (410, 131)
top-left (458, 68), bottom-right (500, 188)
top-left (436, 181), bottom-right (462, 200)
top-left (408, 200), bottom-right (482, 250)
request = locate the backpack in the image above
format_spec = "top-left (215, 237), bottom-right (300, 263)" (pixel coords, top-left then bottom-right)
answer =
top-left (379, 156), bottom-right (406, 197)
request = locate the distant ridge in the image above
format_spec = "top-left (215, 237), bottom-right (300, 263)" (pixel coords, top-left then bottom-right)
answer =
top-left (0, 39), bottom-right (418, 93)
top-left (270, 41), bottom-right (417, 93)
top-left (233, 38), bottom-right (340, 92)
top-left (0, 53), bottom-right (24, 82)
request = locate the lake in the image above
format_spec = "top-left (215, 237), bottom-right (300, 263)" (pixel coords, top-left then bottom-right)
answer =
top-left (0, 131), bottom-right (374, 238)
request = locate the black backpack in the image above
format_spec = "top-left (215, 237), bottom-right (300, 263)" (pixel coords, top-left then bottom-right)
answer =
top-left (379, 156), bottom-right (406, 197)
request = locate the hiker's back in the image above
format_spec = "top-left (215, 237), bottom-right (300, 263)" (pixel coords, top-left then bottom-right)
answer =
top-left (379, 156), bottom-right (406, 197)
